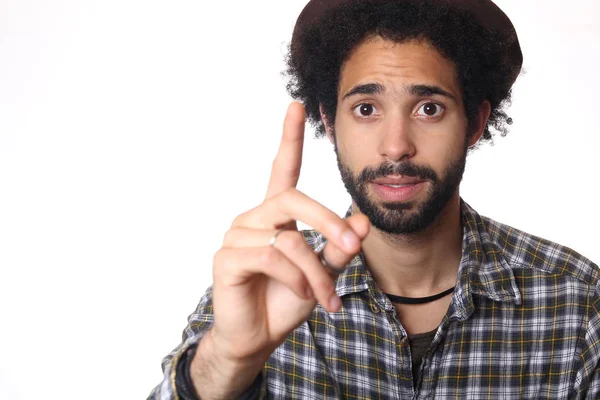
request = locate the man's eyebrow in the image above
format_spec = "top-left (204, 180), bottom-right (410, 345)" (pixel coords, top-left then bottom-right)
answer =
top-left (409, 84), bottom-right (457, 101)
top-left (342, 82), bottom-right (457, 102)
top-left (342, 83), bottom-right (385, 100)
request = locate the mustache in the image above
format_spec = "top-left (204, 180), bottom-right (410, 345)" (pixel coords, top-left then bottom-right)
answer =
top-left (357, 161), bottom-right (438, 183)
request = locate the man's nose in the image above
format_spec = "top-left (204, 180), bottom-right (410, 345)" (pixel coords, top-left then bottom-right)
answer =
top-left (377, 114), bottom-right (416, 163)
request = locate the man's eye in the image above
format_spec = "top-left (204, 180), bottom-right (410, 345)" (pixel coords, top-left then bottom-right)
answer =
top-left (416, 102), bottom-right (444, 117)
top-left (352, 103), bottom-right (378, 118)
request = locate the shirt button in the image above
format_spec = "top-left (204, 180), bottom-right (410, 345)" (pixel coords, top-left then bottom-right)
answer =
top-left (370, 303), bottom-right (380, 313)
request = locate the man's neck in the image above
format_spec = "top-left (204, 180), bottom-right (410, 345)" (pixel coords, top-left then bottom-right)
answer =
top-left (357, 195), bottom-right (463, 297)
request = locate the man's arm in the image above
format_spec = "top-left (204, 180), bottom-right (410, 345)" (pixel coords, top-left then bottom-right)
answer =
top-left (187, 330), bottom-right (265, 400)
top-left (146, 287), bottom-right (226, 400)
top-left (147, 286), bottom-right (266, 400)
top-left (571, 293), bottom-right (600, 399)
top-left (148, 103), bottom-right (368, 399)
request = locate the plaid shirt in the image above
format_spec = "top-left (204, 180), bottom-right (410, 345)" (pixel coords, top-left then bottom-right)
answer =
top-left (149, 200), bottom-right (600, 399)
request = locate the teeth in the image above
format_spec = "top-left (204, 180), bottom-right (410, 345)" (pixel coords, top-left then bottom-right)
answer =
top-left (385, 184), bottom-right (412, 188)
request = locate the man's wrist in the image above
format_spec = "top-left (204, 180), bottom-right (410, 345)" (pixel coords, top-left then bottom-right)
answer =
top-left (190, 330), bottom-right (264, 400)
top-left (175, 344), bottom-right (201, 400)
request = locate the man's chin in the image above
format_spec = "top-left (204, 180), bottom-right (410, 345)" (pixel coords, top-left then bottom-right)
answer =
top-left (369, 191), bottom-right (424, 213)
top-left (371, 216), bottom-right (429, 235)
top-left (380, 200), bottom-right (418, 212)
top-left (356, 200), bottom-right (428, 234)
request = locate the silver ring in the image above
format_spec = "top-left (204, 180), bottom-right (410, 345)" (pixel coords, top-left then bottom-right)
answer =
top-left (269, 229), bottom-right (286, 248)
top-left (317, 248), bottom-right (346, 276)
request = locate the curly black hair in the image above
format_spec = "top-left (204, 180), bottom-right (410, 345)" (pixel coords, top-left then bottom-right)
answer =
top-left (285, 0), bottom-right (520, 144)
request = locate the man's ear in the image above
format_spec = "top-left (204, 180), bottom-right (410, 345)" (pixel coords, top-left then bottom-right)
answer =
top-left (319, 104), bottom-right (335, 145)
top-left (468, 100), bottom-right (492, 149)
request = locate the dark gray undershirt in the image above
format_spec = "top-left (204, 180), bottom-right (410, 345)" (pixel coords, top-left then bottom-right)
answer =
top-left (408, 328), bottom-right (438, 387)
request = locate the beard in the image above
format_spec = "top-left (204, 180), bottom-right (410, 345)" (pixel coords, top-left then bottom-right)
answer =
top-left (334, 138), bottom-right (468, 235)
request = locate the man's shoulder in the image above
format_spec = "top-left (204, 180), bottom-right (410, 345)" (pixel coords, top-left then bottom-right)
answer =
top-left (478, 212), bottom-right (599, 288)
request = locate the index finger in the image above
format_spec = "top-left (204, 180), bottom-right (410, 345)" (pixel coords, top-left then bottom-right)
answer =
top-left (265, 102), bottom-right (306, 200)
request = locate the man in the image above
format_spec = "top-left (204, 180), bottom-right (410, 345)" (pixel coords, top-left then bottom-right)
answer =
top-left (149, 0), bottom-right (599, 398)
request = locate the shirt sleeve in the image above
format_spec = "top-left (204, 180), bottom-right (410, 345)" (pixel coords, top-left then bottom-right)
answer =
top-left (572, 294), bottom-right (600, 399)
top-left (146, 286), bottom-right (268, 400)
top-left (579, 365), bottom-right (600, 399)
top-left (146, 286), bottom-right (215, 399)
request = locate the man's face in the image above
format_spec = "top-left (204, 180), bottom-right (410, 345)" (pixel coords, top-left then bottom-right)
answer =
top-left (328, 37), bottom-right (474, 235)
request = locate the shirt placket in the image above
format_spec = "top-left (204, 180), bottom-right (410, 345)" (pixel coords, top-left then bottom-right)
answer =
top-left (370, 290), bottom-right (416, 399)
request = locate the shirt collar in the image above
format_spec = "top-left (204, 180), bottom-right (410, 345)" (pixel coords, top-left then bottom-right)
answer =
top-left (320, 199), bottom-right (522, 316)
top-left (453, 199), bottom-right (522, 320)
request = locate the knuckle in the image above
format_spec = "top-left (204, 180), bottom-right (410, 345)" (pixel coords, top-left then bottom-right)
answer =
top-left (231, 205), bottom-right (260, 228)
top-left (221, 228), bottom-right (235, 246)
top-left (231, 213), bottom-right (246, 228)
top-left (285, 166), bottom-right (300, 183)
top-left (259, 246), bottom-right (280, 267)
top-left (291, 274), bottom-right (307, 292)
top-left (213, 249), bottom-right (223, 265)
top-left (286, 231), bottom-right (306, 252)
top-left (314, 278), bottom-right (334, 295)
top-left (231, 204), bottom-right (263, 228)
top-left (212, 249), bottom-right (226, 275)
top-left (328, 215), bottom-right (348, 232)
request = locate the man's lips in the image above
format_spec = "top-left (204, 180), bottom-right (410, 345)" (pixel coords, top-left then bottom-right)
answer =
top-left (369, 176), bottom-right (427, 202)
top-left (371, 176), bottom-right (426, 185)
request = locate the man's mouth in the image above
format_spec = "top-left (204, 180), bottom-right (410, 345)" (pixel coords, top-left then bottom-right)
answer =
top-left (369, 176), bottom-right (427, 202)
top-left (381, 184), bottom-right (415, 188)
top-left (371, 176), bottom-right (426, 186)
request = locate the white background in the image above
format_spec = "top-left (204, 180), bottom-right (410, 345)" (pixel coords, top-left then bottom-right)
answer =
top-left (0, 0), bottom-right (599, 398)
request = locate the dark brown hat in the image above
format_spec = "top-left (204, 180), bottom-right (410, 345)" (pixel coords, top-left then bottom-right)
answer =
top-left (291, 0), bottom-right (523, 86)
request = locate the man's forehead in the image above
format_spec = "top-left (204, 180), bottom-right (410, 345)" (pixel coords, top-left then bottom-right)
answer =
top-left (338, 37), bottom-right (461, 100)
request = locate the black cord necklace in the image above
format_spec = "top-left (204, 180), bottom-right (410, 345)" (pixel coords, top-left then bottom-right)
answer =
top-left (385, 287), bottom-right (455, 305)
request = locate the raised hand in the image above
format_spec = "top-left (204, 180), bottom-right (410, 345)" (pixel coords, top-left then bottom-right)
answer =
top-left (192, 102), bottom-right (370, 399)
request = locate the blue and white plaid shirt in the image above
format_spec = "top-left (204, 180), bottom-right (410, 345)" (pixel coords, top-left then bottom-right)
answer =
top-left (149, 200), bottom-right (600, 399)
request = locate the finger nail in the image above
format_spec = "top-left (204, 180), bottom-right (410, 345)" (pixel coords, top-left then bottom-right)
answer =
top-left (341, 230), bottom-right (359, 251)
top-left (329, 295), bottom-right (341, 311)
